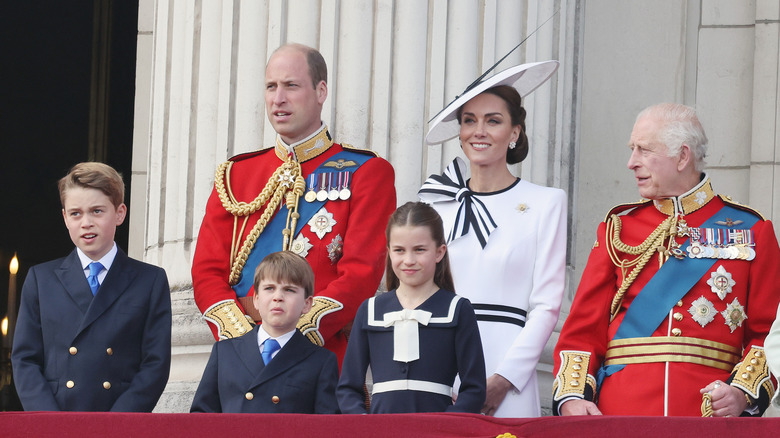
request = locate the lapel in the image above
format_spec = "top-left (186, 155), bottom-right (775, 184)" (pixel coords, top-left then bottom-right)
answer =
top-left (76, 248), bottom-right (138, 335)
top-left (54, 250), bottom-right (94, 313)
top-left (234, 326), bottom-right (264, 379)
top-left (250, 330), bottom-right (317, 389)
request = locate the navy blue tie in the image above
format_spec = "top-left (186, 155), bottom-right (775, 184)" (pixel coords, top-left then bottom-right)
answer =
top-left (87, 262), bottom-right (104, 296)
top-left (262, 339), bottom-right (280, 365)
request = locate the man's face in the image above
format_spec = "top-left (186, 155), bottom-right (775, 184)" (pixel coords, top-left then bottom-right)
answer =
top-left (265, 48), bottom-right (327, 144)
top-left (627, 115), bottom-right (686, 200)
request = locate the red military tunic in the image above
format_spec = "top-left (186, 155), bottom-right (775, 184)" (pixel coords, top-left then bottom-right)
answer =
top-left (192, 126), bottom-right (396, 364)
top-left (554, 176), bottom-right (780, 416)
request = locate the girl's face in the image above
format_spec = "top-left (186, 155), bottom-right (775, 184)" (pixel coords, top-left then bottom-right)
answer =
top-left (459, 92), bottom-right (521, 169)
top-left (388, 225), bottom-right (446, 293)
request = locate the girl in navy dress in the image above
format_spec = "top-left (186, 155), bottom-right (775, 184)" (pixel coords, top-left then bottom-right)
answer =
top-left (337, 201), bottom-right (486, 413)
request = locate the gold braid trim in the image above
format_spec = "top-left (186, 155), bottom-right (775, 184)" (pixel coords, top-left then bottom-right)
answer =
top-left (214, 158), bottom-right (303, 285)
top-left (605, 214), bottom-right (680, 320)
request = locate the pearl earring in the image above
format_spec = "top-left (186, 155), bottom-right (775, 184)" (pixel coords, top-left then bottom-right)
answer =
top-left (509, 141), bottom-right (516, 149)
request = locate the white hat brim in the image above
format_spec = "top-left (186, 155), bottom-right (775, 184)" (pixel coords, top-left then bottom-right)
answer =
top-left (425, 60), bottom-right (559, 144)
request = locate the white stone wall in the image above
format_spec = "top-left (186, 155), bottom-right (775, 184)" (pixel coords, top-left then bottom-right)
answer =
top-left (131, 0), bottom-right (780, 414)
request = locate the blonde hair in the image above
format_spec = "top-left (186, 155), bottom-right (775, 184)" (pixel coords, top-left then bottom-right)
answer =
top-left (58, 162), bottom-right (125, 208)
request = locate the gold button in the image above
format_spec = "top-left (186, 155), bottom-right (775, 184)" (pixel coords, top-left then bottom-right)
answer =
top-left (272, 396), bottom-right (280, 404)
top-left (742, 373), bottom-right (750, 379)
top-left (106, 348), bottom-right (113, 356)
top-left (751, 358), bottom-right (758, 365)
top-left (66, 380), bottom-right (75, 389)
top-left (103, 381), bottom-right (111, 390)
top-left (573, 356), bottom-right (583, 363)
top-left (746, 365), bottom-right (754, 372)
top-left (573, 364), bottom-right (582, 371)
top-left (570, 381), bottom-right (580, 387)
top-left (671, 328), bottom-right (682, 337)
top-left (69, 347), bottom-right (78, 355)
top-left (755, 350), bottom-right (764, 358)
top-left (245, 392), bottom-right (254, 400)
top-left (677, 300), bottom-right (684, 307)
top-left (238, 327), bottom-right (246, 334)
top-left (673, 312), bottom-right (683, 321)
top-left (571, 372), bottom-right (581, 378)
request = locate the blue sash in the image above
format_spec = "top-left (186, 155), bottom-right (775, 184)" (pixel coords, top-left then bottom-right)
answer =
top-left (232, 150), bottom-right (373, 296)
top-left (597, 205), bottom-right (759, 386)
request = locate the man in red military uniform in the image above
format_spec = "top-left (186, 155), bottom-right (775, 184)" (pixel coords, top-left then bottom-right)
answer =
top-left (192, 43), bottom-right (396, 364)
top-left (554, 103), bottom-right (780, 416)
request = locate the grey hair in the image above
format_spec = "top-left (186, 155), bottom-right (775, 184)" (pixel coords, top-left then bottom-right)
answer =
top-left (636, 103), bottom-right (708, 172)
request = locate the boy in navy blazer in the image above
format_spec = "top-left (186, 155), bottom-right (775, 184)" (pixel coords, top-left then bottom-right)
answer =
top-left (11, 162), bottom-right (172, 411)
top-left (191, 251), bottom-right (339, 413)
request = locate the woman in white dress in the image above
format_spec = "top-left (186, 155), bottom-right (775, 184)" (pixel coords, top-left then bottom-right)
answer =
top-left (419, 62), bottom-right (566, 417)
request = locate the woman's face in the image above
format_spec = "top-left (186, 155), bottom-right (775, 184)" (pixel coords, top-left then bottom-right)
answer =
top-left (458, 93), bottom-right (521, 169)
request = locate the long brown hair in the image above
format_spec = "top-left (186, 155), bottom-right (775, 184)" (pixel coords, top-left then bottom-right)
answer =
top-left (384, 202), bottom-right (455, 293)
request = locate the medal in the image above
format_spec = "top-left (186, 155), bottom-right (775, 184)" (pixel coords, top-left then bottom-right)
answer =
top-left (326, 234), bottom-right (344, 264)
top-left (707, 265), bottom-right (735, 300)
top-left (721, 298), bottom-right (747, 333)
top-left (688, 296), bottom-right (716, 328)
top-left (308, 207), bottom-right (337, 239)
top-left (328, 173), bottom-right (339, 201)
top-left (290, 235), bottom-right (313, 257)
top-left (304, 174), bottom-right (317, 203)
top-left (339, 171), bottom-right (352, 200)
top-left (316, 173), bottom-right (328, 202)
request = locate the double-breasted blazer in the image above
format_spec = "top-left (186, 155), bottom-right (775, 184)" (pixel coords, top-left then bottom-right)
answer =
top-left (11, 248), bottom-right (172, 411)
top-left (190, 326), bottom-right (339, 413)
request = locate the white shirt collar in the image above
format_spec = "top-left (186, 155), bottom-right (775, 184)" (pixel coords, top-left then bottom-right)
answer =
top-left (256, 325), bottom-right (296, 355)
top-left (76, 243), bottom-right (118, 281)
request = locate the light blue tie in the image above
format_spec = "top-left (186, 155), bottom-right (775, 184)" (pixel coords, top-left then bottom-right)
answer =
top-left (262, 338), bottom-right (280, 365)
top-left (87, 262), bottom-right (104, 296)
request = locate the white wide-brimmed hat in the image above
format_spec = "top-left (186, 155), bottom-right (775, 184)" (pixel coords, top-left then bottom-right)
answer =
top-left (425, 60), bottom-right (559, 144)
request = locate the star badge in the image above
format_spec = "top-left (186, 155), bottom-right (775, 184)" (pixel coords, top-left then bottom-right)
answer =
top-left (706, 265), bottom-right (735, 300)
top-left (721, 298), bottom-right (747, 333)
top-left (277, 169), bottom-right (295, 188)
top-left (308, 207), bottom-right (337, 239)
top-left (688, 296), bottom-right (716, 328)
top-left (290, 235), bottom-right (313, 258)
top-left (327, 234), bottom-right (344, 264)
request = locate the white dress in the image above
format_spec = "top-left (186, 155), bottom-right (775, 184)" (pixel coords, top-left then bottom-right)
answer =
top-left (419, 161), bottom-right (567, 417)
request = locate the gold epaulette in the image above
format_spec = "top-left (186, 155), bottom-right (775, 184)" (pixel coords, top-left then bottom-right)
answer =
top-left (718, 195), bottom-right (766, 221)
top-left (341, 143), bottom-right (379, 158)
top-left (297, 296), bottom-right (343, 346)
top-left (203, 299), bottom-right (254, 340)
top-left (731, 346), bottom-right (773, 399)
top-left (553, 351), bottom-right (597, 401)
top-left (603, 199), bottom-right (652, 223)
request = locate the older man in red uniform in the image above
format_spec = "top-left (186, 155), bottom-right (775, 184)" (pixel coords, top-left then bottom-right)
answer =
top-left (192, 43), bottom-right (396, 363)
top-left (554, 103), bottom-right (780, 416)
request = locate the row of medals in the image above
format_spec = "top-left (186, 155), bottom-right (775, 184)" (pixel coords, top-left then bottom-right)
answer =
top-left (670, 219), bottom-right (756, 261)
top-left (304, 171), bottom-right (351, 203)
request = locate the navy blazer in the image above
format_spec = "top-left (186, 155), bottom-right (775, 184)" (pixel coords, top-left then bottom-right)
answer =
top-left (191, 326), bottom-right (339, 413)
top-left (11, 248), bottom-right (172, 412)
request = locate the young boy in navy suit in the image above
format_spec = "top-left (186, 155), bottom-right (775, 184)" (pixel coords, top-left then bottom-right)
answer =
top-left (11, 162), bottom-right (172, 411)
top-left (190, 251), bottom-right (339, 413)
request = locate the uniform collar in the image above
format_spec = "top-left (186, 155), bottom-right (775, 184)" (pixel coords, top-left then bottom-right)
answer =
top-left (274, 123), bottom-right (334, 162)
top-left (653, 173), bottom-right (714, 216)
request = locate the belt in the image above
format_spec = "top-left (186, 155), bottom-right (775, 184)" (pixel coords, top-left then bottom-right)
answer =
top-left (604, 336), bottom-right (741, 372)
top-left (472, 303), bottom-right (527, 327)
top-left (372, 379), bottom-right (452, 397)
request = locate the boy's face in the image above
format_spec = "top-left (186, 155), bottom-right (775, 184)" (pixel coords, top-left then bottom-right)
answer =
top-left (252, 277), bottom-right (312, 338)
top-left (62, 187), bottom-right (126, 261)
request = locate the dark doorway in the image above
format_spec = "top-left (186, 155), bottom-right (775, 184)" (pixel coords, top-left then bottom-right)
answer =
top-left (0, 0), bottom-right (139, 410)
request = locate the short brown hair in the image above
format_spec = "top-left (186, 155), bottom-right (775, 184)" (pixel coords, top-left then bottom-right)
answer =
top-left (58, 162), bottom-right (125, 208)
top-left (253, 251), bottom-right (315, 298)
top-left (273, 43), bottom-right (328, 88)
top-left (457, 85), bottom-right (529, 164)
